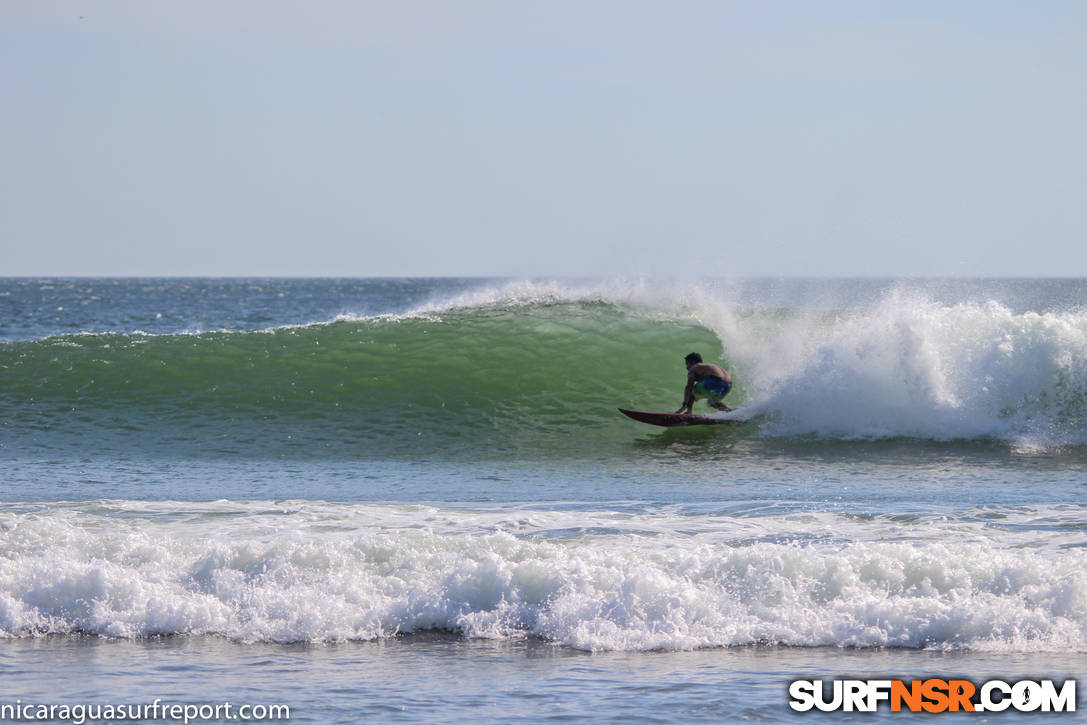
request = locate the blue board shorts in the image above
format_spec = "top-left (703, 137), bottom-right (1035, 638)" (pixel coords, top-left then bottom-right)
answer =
top-left (693, 376), bottom-right (731, 403)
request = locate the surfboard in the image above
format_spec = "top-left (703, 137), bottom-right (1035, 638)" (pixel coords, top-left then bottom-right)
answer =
top-left (618, 408), bottom-right (740, 427)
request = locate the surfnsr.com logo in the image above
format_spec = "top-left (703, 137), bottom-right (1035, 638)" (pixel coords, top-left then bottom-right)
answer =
top-left (789, 679), bottom-right (1076, 713)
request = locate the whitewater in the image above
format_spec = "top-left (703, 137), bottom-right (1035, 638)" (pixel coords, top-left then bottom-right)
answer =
top-left (3, 501), bottom-right (1086, 653)
top-left (2, 277), bottom-right (1086, 722)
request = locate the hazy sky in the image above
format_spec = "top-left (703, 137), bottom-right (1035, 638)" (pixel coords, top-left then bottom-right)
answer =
top-left (2, 1), bottom-right (1084, 277)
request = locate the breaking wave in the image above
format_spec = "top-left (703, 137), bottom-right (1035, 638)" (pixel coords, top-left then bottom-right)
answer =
top-left (1, 501), bottom-right (1084, 652)
top-left (2, 280), bottom-right (1085, 457)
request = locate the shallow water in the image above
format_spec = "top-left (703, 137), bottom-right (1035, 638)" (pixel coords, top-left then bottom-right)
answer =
top-left (4, 636), bottom-right (1084, 722)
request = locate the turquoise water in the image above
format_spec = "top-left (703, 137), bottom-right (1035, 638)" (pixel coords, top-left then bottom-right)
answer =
top-left (2, 278), bottom-right (1086, 721)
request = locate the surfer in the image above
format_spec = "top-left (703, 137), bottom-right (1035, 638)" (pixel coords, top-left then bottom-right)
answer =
top-left (675, 352), bottom-right (732, 414)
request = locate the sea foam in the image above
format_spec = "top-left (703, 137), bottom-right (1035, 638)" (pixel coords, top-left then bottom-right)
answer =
top-left (1, 502), bottom-right (1084, 652)
top-left (719, 291), bottom-right (1087, 445)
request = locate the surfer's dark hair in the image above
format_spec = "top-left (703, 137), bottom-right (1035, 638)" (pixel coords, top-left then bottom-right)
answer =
top-left (685, 352), bottom-right (702, 365)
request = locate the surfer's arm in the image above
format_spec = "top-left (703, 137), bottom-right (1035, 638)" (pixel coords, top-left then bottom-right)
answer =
top-left (675, 378), bottom-right (695, 414)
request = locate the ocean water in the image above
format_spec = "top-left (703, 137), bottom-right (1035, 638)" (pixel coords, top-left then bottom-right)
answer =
top-left (1, 277), bottom-right (1086, 722)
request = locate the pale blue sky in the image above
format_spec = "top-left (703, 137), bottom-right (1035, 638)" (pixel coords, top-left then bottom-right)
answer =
top-left (2, 1), bottom-right (1084, 277)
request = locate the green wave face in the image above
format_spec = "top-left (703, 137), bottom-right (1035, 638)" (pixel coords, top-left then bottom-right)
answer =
top-left (1, 302), bottom-right (725, 459)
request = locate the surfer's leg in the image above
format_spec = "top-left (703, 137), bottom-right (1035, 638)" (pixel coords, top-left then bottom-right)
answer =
top-left (699, 378), bottom-right (732, 411)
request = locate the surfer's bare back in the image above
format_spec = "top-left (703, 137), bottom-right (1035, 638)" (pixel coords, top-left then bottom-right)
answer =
top-left (675, 352), bottom-right (732, 414)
